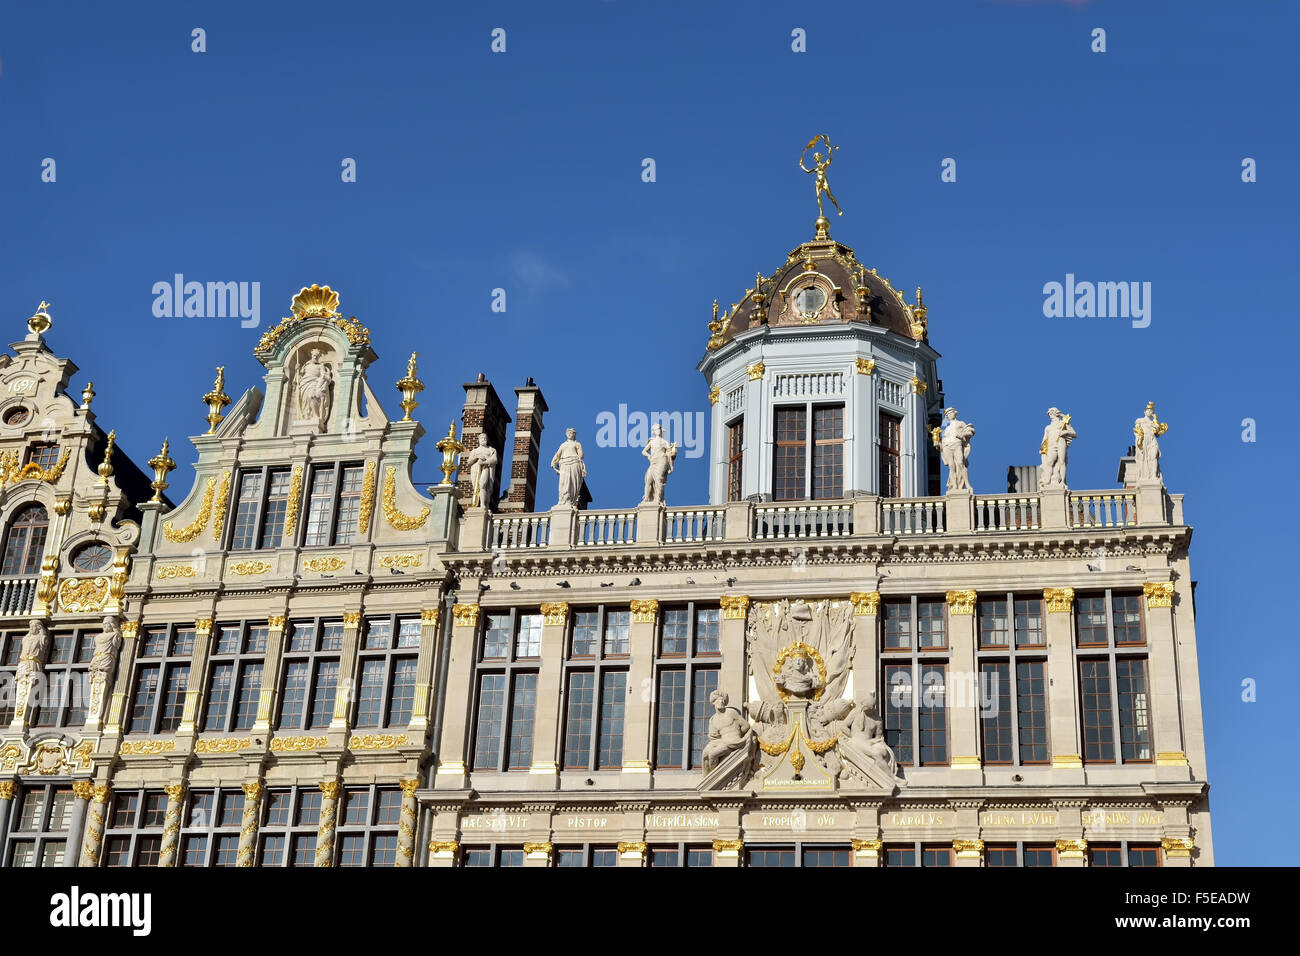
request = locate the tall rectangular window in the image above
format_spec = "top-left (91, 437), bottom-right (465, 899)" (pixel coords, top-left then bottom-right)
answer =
top-left (1074, 589), bottom-right (1150, 765)
top-left (562, 606), bottom-right (630, 772)
top-left (302, 462), bottom-right (368, 547)
top-left (727, 419), bottom-right (744, 501)
top-left (977, 593), bottom-right (1049, 766)
top-left (229, 467), bottom-right (294, 551)
top-left (29, 628), bottom-right (94, 729)
top-left (353, 615), bottom-right (422, 729)
top-left (471, 609), bottom-right (541, 772)
top-left (655, 605), bottom-right (722, 771)
top-left (276, 619), bottom-right (343, 731)
top-left (880, 595), bottom-right (948, 766)
top-left (126, 626), bottom-right (193, 735)
top-left (878, 412), bottom-right (901, 497)
top-left (772, 407), bottom-right (807, 501)
top-left (811, 404), bottom-right (844, 499)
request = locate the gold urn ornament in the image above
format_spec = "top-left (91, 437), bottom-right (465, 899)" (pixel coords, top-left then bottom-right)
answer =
top-left (436, 421), bottom-right (464, 486)
top-left (396, 352), bottom-right (425, 422)
top-left (148, 437), bottom-right (176, 502)
top-left (203, 366), bottom-right (232, 434)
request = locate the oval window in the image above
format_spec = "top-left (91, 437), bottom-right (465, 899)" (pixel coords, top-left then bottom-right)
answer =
top-left (3, 406), bottom-right (30, 426)
top-left (71, 542), bottom-right (114, 572)
top-left (794, 284), bottom-right (827, 317)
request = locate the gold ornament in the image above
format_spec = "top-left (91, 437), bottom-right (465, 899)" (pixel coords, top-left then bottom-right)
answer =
top-left (396, 352), bottom-right (424, 422)
top-left (147, 438), bottom-right (176, 502)
top-left (162, 475), bottom-right (215, 542)
top-left (382, 466), bottom-right (429, 530)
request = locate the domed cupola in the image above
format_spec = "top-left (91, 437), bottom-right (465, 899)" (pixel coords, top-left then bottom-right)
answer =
top-left (699, 137), bottom-right (945, 505)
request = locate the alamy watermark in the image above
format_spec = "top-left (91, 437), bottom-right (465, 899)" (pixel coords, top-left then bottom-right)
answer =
top-left (1042, 274), bottom-right (1151, 328)
top-left (595, 404), bottom-right (705, 459)
top-left (151, 275), bottom-right (260, 328)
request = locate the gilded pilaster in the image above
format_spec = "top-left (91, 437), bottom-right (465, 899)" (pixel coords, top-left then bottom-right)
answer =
top-left (435, 605), bottom-right (480, 788)
top-left (1043, 588), bottom-right (1082, 770)
top-left (529, 602), bottom-right (569, 778)
top-left (407, 607), bottom-right (441, 733)
top-left (253, 616), bottom-right (287, 732)
top-left (622, 600), bottom-right (658, 784)
top-left (946, 590), bottom-right (980, 774)
top-left (718, 595), bottom-right (749, 708)
top-left (1142, 580), bottom-right (1188, 775)
top-left (330, 611), bottom-right (362, 731)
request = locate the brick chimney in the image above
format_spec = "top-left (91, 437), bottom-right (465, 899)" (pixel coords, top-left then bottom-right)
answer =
top-left (499, 378), bottom-right (548, 513)
top-left (457, 373), bottom-right (511, 510)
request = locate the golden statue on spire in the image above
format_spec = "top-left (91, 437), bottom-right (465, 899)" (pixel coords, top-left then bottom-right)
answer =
top-left (800, 135), bottom-right (843, 236)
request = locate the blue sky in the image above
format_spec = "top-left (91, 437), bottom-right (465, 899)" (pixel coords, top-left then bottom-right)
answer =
top-left (1, 1), bottom-right (1296, 864)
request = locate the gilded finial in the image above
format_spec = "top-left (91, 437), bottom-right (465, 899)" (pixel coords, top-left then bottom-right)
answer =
top-left (148, 437), bottom-right (176, 502)
top-left (97, 429), bottom-right (116, 481)
top-left (909, 286), bottom-right (928, 342)
top-left (81, 381), bottom-right (96, 409)
top-left (706, 299), bottom-right (729, 350)
top-left (27, 301), bottom-right (52, 337)
top-left (436, 421), bottom-right (464, 486)
top-left (203, 366), bottom-right (231, 435)
top-left (396, 352), bottom-right (425, 422)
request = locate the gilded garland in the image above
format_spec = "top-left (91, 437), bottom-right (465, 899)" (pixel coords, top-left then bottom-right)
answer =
top-left (0, 446), bottom-right (71, 485)
top-left (162, 475), bottom-right (216, 543)
top-left (358, 460), bottom-right (376, 535)
top-left (382, 466), bottom-right (429, 531)
top-left (211, 470), bottom-right (232, 542)
top-left (284, 465), bottom-right (303, 537)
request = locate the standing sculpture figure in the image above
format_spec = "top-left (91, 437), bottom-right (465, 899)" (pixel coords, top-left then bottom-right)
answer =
top-left (88, 616), bottom-right (122, 720)
top-left (295, 348), bottom-right (334, 430)
top-left (550, 427), bottom-right (586, 508)
top-left (701, 690), bottom-right (754, 772)
top-left (932, 406), bottom-right (975, 492)
top-left (843, 691), bottom-right (898, 776)
top-left (1038, 407), bottom-right (1076, 488)
top-left (640, 423), bottom-right (678, 504)
top-left (799, 135), bottom-right (843, 219)
top-left (462, 434), bottom-right (499, 509)
top-left (1134, 401), bottom-right (1169, 482)
top-left (16, 619), bottom-right (48, 682)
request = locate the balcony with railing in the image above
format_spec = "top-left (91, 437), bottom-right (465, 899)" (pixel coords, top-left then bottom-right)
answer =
top-left (0, 576), bottom-right (38, 616)
top-left (472, 485), bottom-right (1172, 555)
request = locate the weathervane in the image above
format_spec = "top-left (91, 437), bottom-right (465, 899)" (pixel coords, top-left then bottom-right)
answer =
top-left (799, 135), bottom-right (843, 238)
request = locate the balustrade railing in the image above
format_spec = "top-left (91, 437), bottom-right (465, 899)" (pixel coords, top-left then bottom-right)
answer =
top-left (487, 514), bottom-right (550, 550)
top-left (665, 508), bottom-right (725, 543)
top-left (880, 497), bottom-right (946, 535)
top-left (1069, 493), bottom-right (1137, 528)
top-left (0, 577), bottom-right (38, 616)
top-left (973, 495), bottom-right (1041, 532)
top-left (753, 503), bottom-right (853, 540)
top-left (576, 510), bottom-right (637, 546)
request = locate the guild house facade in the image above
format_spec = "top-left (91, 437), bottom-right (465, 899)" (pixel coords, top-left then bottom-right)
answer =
top-left (0, 146), bottom-right (1210, 868)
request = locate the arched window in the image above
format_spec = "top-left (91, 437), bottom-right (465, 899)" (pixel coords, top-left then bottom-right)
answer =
top-left (1, 504), bottom-right (49, 576)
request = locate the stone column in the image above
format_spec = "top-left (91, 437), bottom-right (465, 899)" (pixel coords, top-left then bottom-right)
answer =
top-left (1143, 581), bottom-right (1188, 775)
top-left (711, 801), bottom-right (744, 868)
top-left (719, 596), bottom-right (749, 708)
top-left (529, 602), bottom-right (569, 782)
top-left (158, 782), bottom-right (187, 867)
top-left (849, 592), bottom-right (879, 703)
top-left (330, 612), bottom-right (362, 732)
top-left (315, 781), bottom-right (340, 867)
top-left (253, 616), bottom-right (288, 734)
top-left (425, 806), bottom-right (461, 867)
top-left (1044, 588), bottom-right (1083, 773)
top-left (946, 590), bottom-right (981, 775)
top-left (78, 784), bottom-right (111, 867)
top-left (64, 781), bottom-right (93, 867)
top-left (0, 781), bottom-right (15, 854)
top-left (905, 376), bottom-right (927, 498)
top-left (953, 838), bottom-right (984, 868)
top-left (621, 600), bottom-right (658, 784)
top-left (435, 604), bottom-right (479, 788)
top-left (617, 840), bottom-right (647, 868)
top-left (236, 782), bottom-right (263, 867)
top-left (396, 779), bottom-right (420, 867)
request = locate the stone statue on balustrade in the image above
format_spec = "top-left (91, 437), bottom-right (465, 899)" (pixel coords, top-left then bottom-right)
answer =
top-left (550, 427), bottom-right (587, 509)
top-left (1038, 407), bottom-right (1076, 489)
top-left (1133, 402), bottom-right (1169, 483)
top-left (701, 690), bottom-right (755, 772)
top-left (640, 423), bottom-right (678, 505)
top-left (462, 434), bottom-right (499, 510)
top-left (932, 406), bottom-right (975, 493)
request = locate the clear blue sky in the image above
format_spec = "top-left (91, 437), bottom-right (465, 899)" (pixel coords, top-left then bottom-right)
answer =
top-left (1, 1), bottom-right (1296, 864)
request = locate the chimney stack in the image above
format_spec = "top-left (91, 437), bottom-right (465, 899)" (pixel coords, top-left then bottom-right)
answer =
top-left (458, 374), bottom-right (510, 510)
top-left (499, 378), bottom-right (548, 513)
